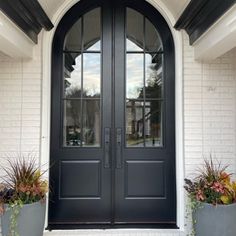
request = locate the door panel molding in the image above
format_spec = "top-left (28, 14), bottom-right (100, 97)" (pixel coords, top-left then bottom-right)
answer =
top-left (59, 160), bottom-right (101, 199)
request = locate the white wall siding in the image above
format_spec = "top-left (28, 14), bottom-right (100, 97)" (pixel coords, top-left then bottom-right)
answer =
top-left (0, 35), bottom-right (42, 161)
top-left (183, 32), bottom-right (236, 177)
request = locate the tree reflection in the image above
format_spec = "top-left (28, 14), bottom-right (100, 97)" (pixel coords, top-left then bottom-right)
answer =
top-left (65, 87), bottom-right (100, 146)
top-left (127, 53), bottom-right (162, 146)
top-left (66, 88), bottom-right (82, 146)
top-left (144, 53), bottom-right (162, 145)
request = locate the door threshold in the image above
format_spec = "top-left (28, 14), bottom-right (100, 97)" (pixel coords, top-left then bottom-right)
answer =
top-left (47, 223), bottom-right (178, 230)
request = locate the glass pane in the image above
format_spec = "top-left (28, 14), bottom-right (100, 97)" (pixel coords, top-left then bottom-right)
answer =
top-left (64, 53), bottom-right (82, 98)
top-left (126, 8), bottom-right (144, 51)
top-left (83, 100), bottom-right (101, 147)
top-left (145, 101), bottom-right (162, 147)
top-left (83, 53), bottom-right (101, 98)
top-left (126, 53), bottom-right (144, 99)
top-left (126, 100), bottom-right (144, 147)
top-left (64, 100), bottom-right (82, 146)
top-left (64, 19), bottom-right (82, 51)
top-left (145, 53), bottom-right (163, 99)
top-left (145, 18), bottom-right (163, 52)
top-left (84, 8), bottom-right (101, 51)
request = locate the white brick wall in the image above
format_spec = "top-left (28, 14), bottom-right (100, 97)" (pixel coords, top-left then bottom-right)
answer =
top-left (0, 36), bottom-right (42, 162)
top-left (0, 31), bottom-right (236, 236)
top-left (183, 32), bottom-right (236, 178)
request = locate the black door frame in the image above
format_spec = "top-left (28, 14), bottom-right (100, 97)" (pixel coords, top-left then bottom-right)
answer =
top-left (49, 0), bottom-right (176, 229)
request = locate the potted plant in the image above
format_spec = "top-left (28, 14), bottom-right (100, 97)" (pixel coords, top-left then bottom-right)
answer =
top-left (184, 158), bottom-right (236, 236)
top-left (0, 157), bottom-right (48, 236)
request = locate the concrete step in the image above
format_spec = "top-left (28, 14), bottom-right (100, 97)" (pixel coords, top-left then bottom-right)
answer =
top-left (43, 229), bottom-right (183, 236)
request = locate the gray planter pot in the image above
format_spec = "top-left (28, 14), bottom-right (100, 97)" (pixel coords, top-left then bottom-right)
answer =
top-left (1, 201), bottom-right (46, 236)
top-left (193, 202), bottom-right (236, 236)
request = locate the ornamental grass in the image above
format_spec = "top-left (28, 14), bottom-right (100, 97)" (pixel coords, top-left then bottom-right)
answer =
top-left (184, 158), bottom-right (236, 205)
top-left (0, 156), bottom-right (48, 214)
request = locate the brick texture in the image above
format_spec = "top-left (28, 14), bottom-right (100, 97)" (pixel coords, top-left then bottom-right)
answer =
top-left (183, 32), bottom-right (236, 177)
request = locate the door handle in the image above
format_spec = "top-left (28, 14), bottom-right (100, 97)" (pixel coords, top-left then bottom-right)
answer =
top-left (104, 127), bottom-right (110, 168)
top-left (116, 128), bottom-right (122, 168)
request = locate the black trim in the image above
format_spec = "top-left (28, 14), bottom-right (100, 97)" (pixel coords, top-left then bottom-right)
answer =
top-left (47, 223), bottom-right (179, 230)
top-left (0, 0), bottom-right (54, 43)
top-left (175, 0), bottom-right (236, 45)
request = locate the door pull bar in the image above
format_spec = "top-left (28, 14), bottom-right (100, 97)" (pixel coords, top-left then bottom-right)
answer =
top-left (116, 128), bottom-right (122, 169)
top-left (104, 127), bottom-right (110, 168)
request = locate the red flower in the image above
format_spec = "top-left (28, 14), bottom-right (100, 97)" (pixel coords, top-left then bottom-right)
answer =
top-left (196, 189), bottom-right (205, 201)
top-left (211, 182), bottom-right (224, 194)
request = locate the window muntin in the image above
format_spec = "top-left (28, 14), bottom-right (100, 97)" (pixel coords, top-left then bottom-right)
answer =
top-left (126, 8), bottom-right (163, 148)
top-left (63, 8), bottom-right (101, 147)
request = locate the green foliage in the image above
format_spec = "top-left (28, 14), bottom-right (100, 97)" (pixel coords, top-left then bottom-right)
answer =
top-left (7, 200), bottom-right (23, 236)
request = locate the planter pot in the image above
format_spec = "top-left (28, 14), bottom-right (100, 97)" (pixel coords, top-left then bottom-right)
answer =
top-left (193, 202), bottom-right (236, 236)
top-left (1, 201), bottom-right (46, 236)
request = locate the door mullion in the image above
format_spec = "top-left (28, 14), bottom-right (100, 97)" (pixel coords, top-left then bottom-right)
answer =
top-left (102, 0), bottom-right (114, 224)
top-left (113, 0), bottom-right (126, 224)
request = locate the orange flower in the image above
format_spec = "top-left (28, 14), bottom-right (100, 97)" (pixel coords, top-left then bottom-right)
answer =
top-left (220, 172), bottom-right (231, 184)
top-left (40, 181), bottom-right (48, 194)
top-left (18, 183), bottom-right (28, 193)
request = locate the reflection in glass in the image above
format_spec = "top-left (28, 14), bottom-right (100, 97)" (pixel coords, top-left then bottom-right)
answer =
top-left (126, 53), bottom-right (144, 99)
top-left (145, 101), bottom-right (162, 147)
top-left (64, 100), bottom-right (82, 146)
top-left (64, 19), bottom-right (82, 51)
top-left (126, 8), bottom-right (144, 51)
top-left (145, 18), bottom-right (163, 52)
top-left (145, 53), bottom-right (163, 99)
top-left (83, 100), bottom-right (101, 147)
top-left (84, 8), bottom-right (101, 51)
top-left (126, 39), bottom-right (143, 51)
top-left (83, 53), bottom-right (101, 97)
top-left (126, 100), bottom-right (144, 147)
top-left (64, 53), bottom-right (81, 98)
top-left (88, 41), bottom-right (101, 51)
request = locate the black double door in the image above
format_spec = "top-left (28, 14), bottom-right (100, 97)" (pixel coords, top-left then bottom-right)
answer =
top-left (49, 0), bottom-right (176, 229)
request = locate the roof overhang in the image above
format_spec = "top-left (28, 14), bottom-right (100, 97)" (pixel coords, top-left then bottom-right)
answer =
top-left (194, 4), bottom-right (236, 61)
top-left (0, 11), bottom-right (34, 58)
top-left (0, 0), bottom-right (53, 58)
top-left (175, 0), bottom-right (236, 61)
top-left (0, 0), bottom-right (53, 44)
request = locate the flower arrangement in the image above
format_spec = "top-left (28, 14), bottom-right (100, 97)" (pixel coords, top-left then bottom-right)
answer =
top-left (0, 157), bottom-right (48, 214)
top-left (184, 158), bottom-right (236, 205)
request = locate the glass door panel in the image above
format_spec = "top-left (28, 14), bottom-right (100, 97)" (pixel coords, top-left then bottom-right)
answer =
top-left (63, 8), bottom-right (102, 147)
top-left (125, 8), bottom-right (163, 147)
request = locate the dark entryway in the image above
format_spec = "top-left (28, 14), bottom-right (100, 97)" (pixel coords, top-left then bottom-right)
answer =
top-left (49, 0), bottom-right (176, 229)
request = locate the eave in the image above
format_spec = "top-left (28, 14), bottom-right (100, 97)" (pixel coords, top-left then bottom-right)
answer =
top-left (174, 0), bottom-right (236, 45)
top-left (0, 0), bottom-right (53, 44)
top-left (0, 11), bottom-right (34, 58)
